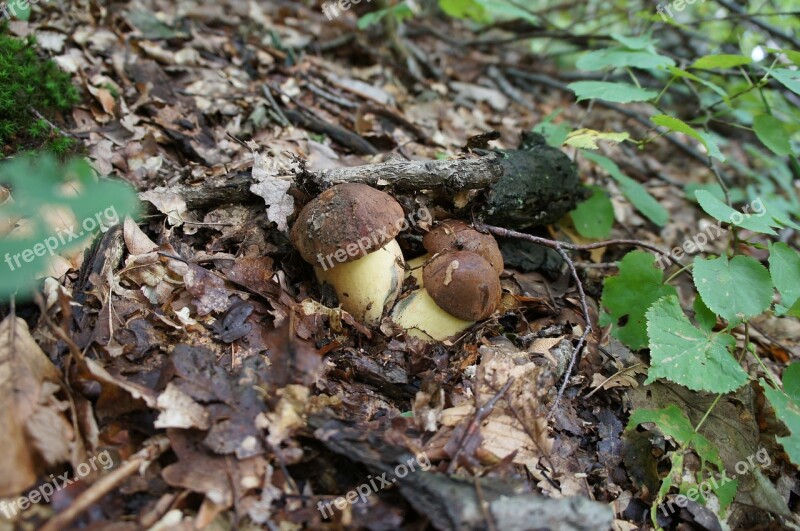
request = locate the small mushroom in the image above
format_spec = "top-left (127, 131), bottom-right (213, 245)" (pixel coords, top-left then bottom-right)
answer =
top-left (391, 251), bottom-right (501, 341)
top-left (290, 183), bottom-right (406, 324)
top-left (407, 219), bottom-right (504, 288)
top-left (422, 219), bottom-right (504, 274)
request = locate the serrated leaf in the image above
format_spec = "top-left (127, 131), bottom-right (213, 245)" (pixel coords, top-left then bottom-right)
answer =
top-left (771, 68), bottom-right (800, 96)
top-left (651, 115), bottom-right (724, 161)
top-left (645, 296), bottom-right (747, 393)
top-left (600, 252), bottom-right (677, 350)
top-left (583, 152), bottom-right (668, 226)
top-left (769, 242), bottom-right (800, 308)
top-left (568, 81), bottom-right (657, 103)
top-left (761, 363), bottom-right (800, 465)
top-left (570, 187), bottom-right (614, 239)
top-left (694, 190), bottom-right (779, 235)
top-left (693, 256), bottom-right (773, 322)
top-left (626, 404), bottom-right (722, 469)
top-left (564, 129), bottom-right (630, 149)
top-left (691, 54), bottom-right (751, 69)
top-left (753, 115), bottom-right (792, 156)
top-left (576, 47), bottom-right (674, 71)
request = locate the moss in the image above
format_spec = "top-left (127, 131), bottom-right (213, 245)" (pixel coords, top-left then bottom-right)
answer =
top-left (0, 27), bottom-right (79, 157)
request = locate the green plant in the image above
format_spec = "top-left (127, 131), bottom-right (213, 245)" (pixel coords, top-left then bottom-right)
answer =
top-left (0, 28), bottom-right (79, 157)
top-left (415, 2), bottom-right (799, 524)
top-left (0, 155), bottom-right (139, 299)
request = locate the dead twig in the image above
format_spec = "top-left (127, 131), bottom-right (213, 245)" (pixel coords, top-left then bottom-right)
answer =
top-left (39, 435), bottom-right (171, 531)
top-left (447, 377), bottom-right (514, 474)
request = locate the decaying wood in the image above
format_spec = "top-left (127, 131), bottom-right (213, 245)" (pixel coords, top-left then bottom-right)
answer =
top-left (139, 154), bottom-right (505, 216)
top-left (310, 416), bottom-right (613, 531)
top-left (307, 153), bottom-right (504, 191)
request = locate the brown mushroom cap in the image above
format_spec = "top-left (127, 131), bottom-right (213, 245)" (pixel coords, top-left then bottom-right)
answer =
top-left (422, 220), bottom-right (504, 274)
top-left (422, 251), bottom-right (501, 321)
top-left (290, 184), bottom-right (405, 264)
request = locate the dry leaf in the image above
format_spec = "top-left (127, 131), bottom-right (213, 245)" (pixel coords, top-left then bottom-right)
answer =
top-left (0, 316), bottom-right (73, 496)
top-left (247, 143), bottom-right (295, 232)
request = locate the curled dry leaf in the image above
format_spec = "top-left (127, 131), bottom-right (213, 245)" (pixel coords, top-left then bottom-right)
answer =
top-left (247, 143), bottom-right (295, 232)
top-left (0, 316), bottom-right (79, 496)
top-left (139, 187), bottom-right (192, 227)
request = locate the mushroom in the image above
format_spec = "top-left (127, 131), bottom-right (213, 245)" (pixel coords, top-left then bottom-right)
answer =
top-left (290, 183), bottom-right (405, 325)
top-left (407, 220), bottom-right (504, 288)
top-left (391, 251), bottom-right (501, 341)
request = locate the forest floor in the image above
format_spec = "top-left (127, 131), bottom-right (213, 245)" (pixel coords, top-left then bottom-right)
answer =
top-left (0, 1), bottom-right (798, 530)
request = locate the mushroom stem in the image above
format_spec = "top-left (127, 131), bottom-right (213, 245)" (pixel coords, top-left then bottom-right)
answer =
top-left (390, 288), bottom-right (474, 341)
top-left (405, 253), bottom-right (430, 288)
top-left (315, 239), bottom-right (404, 325)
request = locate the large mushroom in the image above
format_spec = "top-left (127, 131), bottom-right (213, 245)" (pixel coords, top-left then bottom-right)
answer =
top-left (392, 251), bottom-right (501, 341)
top-left (291, 183), bottom-right (405, 325)
top-left (408, 219), bottom-right (504, 288)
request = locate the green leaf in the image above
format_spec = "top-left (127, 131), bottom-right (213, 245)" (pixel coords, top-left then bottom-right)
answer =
top-left (473, 0), bottom-right (538, 23)
top-left (651, 115), bottom-right (724, 161)
top-left (691, 54), bottom-right (751, 69)
top-left (564, 129), bottom-right (630, 149)
top-left (610, 33), bottom-right (654, 51)
top-left (533, 114), bottom-right (570, 147)
top-left (645, 296), bottom-right (747, 393)
top-left (583, 152), bottom-right (668, 226)
top-left (568, 81), bottom-right (657, 103)
top-left (771, 68), bottom-right (800, 96)
top-left (667, 66), bottom-right (728, 99)
top-left (692, 255), bottom-right (773, 323)
top-left (439, 0), bottom-right (490, 23)
top-left (769, 243), bottom-right (800, 308)
top-left (753, 115), bottom-right (792, 156)
top-left (357, 4), bottom-right (414, 29)
top-left (765, 48), bottom-right (800, 67)
top-left (694, 190), bottom-right (779, 235)
top-left (16, 2), bottom-right (31, 20)
top-left (761, 363), bottom-right (800, 466)
top-left (0, 155), bottom-right (140, 299)
top-left (600, 252), bottom-right (677, 350)
top-left (576, 47), bottom-right (674, 71)
top-left (692, 294), bottom-right (716, 332)
top-left (626, 404), bottom-right (722, 469)
top-left (570, 187), bottom-right (613, 239)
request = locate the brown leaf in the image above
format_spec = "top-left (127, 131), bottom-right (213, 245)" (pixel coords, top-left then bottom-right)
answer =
top-left (0, 317), bottom-right (74, 496)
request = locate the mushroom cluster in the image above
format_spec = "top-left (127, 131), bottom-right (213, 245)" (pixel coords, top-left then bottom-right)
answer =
top-left (392, 220), bottom-right (503, 340)
top-left (291, 188), bottom-right (503, 341)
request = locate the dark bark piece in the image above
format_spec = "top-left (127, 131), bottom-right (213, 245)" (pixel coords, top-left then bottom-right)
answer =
top-left (310, 416), bottom-right (613, 531)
